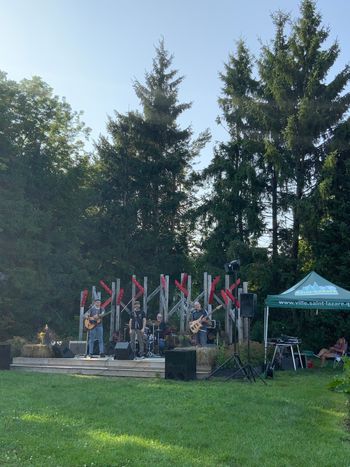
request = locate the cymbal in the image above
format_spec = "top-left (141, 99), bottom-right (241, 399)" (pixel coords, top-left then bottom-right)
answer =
top-left (147, 319), bottom-right (159, 324)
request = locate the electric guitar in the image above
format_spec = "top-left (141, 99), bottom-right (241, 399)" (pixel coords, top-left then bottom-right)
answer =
top-left (189, 305), bottom-right (223, 334)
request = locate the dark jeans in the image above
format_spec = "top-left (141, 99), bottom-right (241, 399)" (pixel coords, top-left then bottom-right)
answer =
top-left (130, 329), bottom-right (144, 356)
top-left (196, 330), bottom-right (207, 346)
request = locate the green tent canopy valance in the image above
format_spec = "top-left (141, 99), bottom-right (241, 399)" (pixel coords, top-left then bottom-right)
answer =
top-left (265, 271), bottom-right (350, 311)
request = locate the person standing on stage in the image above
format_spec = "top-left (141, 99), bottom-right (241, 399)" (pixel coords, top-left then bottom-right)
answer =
top-left (190, 301), bottom-right (209, 347)
top-left (156, 312), bottom-right (167, 355)
top-left (85, 297), bottom-right (105, 357)
top-left (129, 300), bottom-right (146, 358)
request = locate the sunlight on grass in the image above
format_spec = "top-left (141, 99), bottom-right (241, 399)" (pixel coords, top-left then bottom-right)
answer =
top-left (87, 429), bottom-right (195, 457)
top-left (21, 413), bottom-right (51, 423)
top-left (316, 407), bottom-right (345, 418)
top-left (1, 371), bottom-right (349, 466)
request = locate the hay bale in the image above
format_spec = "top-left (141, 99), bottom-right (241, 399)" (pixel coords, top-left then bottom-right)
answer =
top-left (195, 346), bottom-right (218, 368)
top-left (21, 344), bottom-right (53, 358)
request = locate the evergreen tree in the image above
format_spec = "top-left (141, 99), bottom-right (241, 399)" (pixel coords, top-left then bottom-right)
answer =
top-left (282, 0), bottom-right (350, 274)
top-left (258, 11), bottom-right (295, 277)
top-left (96, 40), bottom-right (209, 281)
top-left (196, 40), bottom-right (265, 271)
top-left (302, 120), bottom-right (350, 286)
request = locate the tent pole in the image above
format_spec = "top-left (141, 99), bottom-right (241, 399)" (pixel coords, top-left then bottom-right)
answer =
top-left (264, 306), bottom-right (269, 365)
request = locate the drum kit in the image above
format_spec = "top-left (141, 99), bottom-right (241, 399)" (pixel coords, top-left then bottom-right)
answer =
top-left (123, 319), bottom-right (177, 357)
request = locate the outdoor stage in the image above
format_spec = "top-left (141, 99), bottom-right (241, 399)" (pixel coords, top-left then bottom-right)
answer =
top-left (10, 354), bottom-right (212, 379)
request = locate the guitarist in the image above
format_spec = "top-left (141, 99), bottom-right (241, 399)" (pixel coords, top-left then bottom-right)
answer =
top-left (190, 301), bottom-right (210, 347)
top-left (85, 298), bottom-right (105, 357)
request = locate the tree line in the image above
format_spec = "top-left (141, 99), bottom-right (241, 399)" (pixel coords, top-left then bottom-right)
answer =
top-left (1, 0), bottom-right (350, 347)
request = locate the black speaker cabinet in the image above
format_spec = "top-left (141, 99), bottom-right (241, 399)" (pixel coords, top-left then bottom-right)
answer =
top-left (240, 293), bottom-right (257, 318)
top-left (62, 347), bottom-right (75, 358)
top-left (280, 356), bottom-right (296, 370)
top-left (52, 343), bottom-right (75, 358)
top-left (0, 343), bottom-right (12, 370)
top-left (114, 342), bottom-right (134, 360)
top-left (51, 344), bottom-right (63, 358)
top-left (165, 349), bottom-right (196, 380)
top-left (280, 356), bottom-right (303, 370)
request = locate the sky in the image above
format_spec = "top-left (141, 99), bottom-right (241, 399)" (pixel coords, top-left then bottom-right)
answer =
top-left (1, 0), bottom-right (349, 169)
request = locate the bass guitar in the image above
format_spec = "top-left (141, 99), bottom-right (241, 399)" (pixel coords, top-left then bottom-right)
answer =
top-left (189, 305), bottom-right (223, 334)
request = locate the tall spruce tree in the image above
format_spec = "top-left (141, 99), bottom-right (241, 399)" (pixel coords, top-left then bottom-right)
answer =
top-left (96, 41), bottom-right (209, 280)
top-left (196, 40), bottom-right (266, 271)
top-left (281, 0), bottom-right (350, 275)
top-left (258, 11), bottom-right (295, 279)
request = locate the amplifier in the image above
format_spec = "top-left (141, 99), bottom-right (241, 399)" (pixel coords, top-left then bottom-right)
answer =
top-left (69, 341), bottom-right (86, 355)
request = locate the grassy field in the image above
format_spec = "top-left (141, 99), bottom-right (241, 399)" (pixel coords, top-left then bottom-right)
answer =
top-left (0, 369), bottom-right (349, 467)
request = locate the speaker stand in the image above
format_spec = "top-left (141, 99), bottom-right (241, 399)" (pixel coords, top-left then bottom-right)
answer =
top-left (224, 318), bottom-right (266, 384)
top-left (224, 357), bottom-right (266, 384)
top-left (206, 352), bottom-right (250, 380)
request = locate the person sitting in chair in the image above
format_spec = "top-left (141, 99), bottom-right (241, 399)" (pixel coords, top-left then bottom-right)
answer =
top-left (315, 337), bottom-right (348, 367)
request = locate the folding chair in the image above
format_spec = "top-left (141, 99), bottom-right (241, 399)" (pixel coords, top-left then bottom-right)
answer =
top-left (332, 340), bottom-right (348, 369)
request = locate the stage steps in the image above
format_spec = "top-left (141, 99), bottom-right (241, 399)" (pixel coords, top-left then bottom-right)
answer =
top-left (11, 356), bottom-right (165, 378)
top-left (11, 354), bottom-right (212, 379)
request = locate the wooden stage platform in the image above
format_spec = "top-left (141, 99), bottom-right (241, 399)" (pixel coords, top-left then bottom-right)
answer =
top-left (10, 355), bottom-right (212, 379)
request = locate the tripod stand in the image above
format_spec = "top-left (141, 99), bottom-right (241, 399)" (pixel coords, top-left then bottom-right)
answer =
top-left (206, 310), bottom-right (266, 384)
top-left (223, 317), bottom-right (266, 384)
top-left (206, 349), bottom-right (253, 381)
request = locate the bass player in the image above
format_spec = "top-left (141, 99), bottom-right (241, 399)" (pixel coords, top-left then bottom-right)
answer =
top-left (190, 301), bottom-right (210, 346)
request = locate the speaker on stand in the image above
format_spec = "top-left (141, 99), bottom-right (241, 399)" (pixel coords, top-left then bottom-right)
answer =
top-left (240, 293), bottom-right (257, 319)
top-left (230, 293), bottom-right (265, 383)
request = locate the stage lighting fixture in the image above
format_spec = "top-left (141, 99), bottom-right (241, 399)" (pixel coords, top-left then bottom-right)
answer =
top-left (224, 259), bottom-right (241, 273)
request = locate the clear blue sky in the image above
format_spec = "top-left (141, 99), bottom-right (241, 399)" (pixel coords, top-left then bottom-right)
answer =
top-left (1, 0), bottom-right (349, 168)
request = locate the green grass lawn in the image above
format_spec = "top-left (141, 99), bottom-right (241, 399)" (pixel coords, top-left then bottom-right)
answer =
top-left (0, 369), bottom-right (349, 467)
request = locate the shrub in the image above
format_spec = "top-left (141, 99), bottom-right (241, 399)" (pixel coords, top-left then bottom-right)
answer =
top-left (5, 336), bottom-right (28, 357)
top-left (214, 341), bottom-right (268, 368)
top-left (328, 357), bottom-right (350, 394)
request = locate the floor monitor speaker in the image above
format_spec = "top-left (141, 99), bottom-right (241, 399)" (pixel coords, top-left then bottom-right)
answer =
top-left (51, 344), bottom-right (63, 358)
top-left (52, 343), bottom-right (75, 358)
top-left (114, 342), bottom-right (134, 360)
top-left (165, 349), bottom-right (196, 380)
top-left (62, 347), bottom-right (75, 358)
